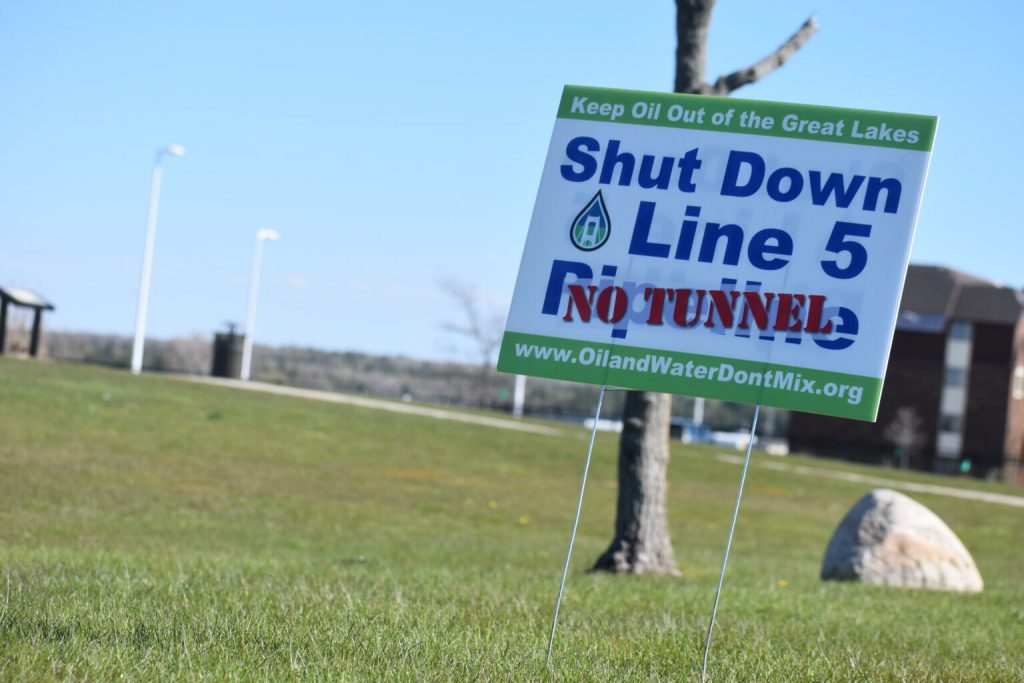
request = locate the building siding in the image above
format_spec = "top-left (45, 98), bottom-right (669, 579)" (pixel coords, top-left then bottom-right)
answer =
top-left (960, 324), bottom-right (1013, 475)
top-left (788, 265), bottom-right (1024, 481)
top-left (789, 330), bottom-right (945, 469)
top-left (1003, 317), bottom-right (1024, 482)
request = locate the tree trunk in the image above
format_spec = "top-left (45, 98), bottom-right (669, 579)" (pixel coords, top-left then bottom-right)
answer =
top-left (591, 1), bottom-right (715, 577)
top-left (592, 0), bottom-right (815, 575)
top-left (592, 391), bottom-right (680, 574)
top-left (674, 0), bottom-right (714, 94)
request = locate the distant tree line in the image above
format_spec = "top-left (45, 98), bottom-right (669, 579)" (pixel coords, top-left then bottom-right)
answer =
top-left (41, 330), bottom-right (787, 434)
top-left (46, 331), bottom-right (210, 374)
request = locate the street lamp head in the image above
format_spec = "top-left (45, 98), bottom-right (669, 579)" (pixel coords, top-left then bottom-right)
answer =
top-left (158, 144), bottom-right (186, 159)
top-left (257, 229), bottom-right (279, 241)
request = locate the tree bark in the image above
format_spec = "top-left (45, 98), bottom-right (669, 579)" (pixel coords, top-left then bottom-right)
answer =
top-left (592, 391), bottom-right (679, 574)
top-left (674, 0), bottom-right (715, 94)
top-left (593, 0), bottom-right (816, 576)
top-left (703, 15), bottom-right (817, 96)
top-left (592, 1), bottom-right (715, 577)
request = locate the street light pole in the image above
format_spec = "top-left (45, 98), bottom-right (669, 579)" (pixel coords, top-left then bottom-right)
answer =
top-left (240, 229), bottom-right (279, 381)
top-left (131, 144), bottom-right (185, 375)
top-left (512, 374), bottom-right (527, 417)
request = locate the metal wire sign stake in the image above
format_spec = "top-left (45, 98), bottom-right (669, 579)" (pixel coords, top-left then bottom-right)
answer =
top-left (700, 404), bottom-right (761, 682)
top-left (546, 385), bottom-right (607, 666)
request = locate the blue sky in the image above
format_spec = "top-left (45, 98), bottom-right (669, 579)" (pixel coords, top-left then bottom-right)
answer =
top-left (2, 1), bottom-right (1021, 361)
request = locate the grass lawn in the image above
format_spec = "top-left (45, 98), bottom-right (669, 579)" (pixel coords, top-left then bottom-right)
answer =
top-left (1, 358), bottom-right (1023, 681)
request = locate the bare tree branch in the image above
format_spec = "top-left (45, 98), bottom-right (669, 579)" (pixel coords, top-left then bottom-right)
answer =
top-left (703, 15), bottom-right (818, 96)
top-left (440, 279), bottom-right (506, 407)
top-left (439, 279), bottom-right (504, 367)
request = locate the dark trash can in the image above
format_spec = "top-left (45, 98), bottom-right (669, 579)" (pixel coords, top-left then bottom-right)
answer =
top-left (211, 325), bottom-right (245, 379)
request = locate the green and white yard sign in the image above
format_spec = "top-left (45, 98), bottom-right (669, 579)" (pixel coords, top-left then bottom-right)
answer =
top-left (498, 85), bottom-right (937, 420)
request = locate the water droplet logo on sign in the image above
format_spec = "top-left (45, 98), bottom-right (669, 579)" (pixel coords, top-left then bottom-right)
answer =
top-left (570, 191), bottom-right (611, 251)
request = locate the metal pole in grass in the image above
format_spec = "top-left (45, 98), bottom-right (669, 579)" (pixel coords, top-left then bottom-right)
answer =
top-left (700, 403), bottom-right (761, 683)
top-left (546, 384), bottom-right (607, 666)
top-left (240, 228), bottom-right (279, 381)
top-left (131, 144), bottom-right (185, 375)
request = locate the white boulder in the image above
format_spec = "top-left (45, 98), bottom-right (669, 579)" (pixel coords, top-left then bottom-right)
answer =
top-left (821, 488), bottom-right (983, 593)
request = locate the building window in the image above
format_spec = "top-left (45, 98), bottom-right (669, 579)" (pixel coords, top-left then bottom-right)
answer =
top-left (949, 321), bottom-right (972, 340)
top-left (939, 414), bottom-right (963, 432)
top-left (1014, 366), bottom-right (1024, 401)
top-left (945, 368), bottom-right (966, 387)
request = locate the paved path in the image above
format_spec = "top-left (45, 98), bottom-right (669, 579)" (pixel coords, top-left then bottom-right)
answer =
top-left (179, 375), bottom-right (566, 437)
top-left (711, 452), bottom-right (1024, 509)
